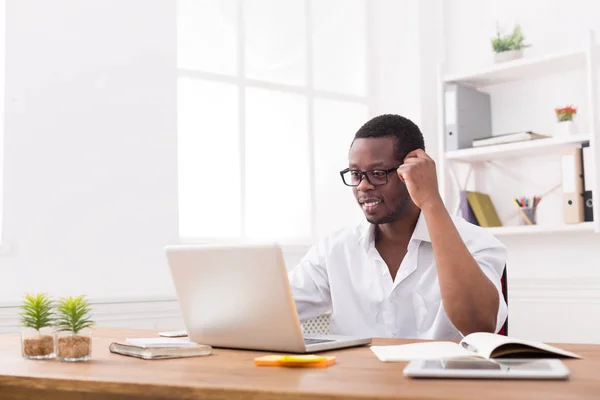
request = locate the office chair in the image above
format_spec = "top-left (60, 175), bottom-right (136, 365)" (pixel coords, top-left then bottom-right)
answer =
top-left (301, 314), bottom-right (331, 335)
top-left (498, 266), bottom-right (509, 336)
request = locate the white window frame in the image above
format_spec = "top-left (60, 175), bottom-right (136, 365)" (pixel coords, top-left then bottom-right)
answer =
top-left (177, 0), bottom-right (372, 245)
top-left (0, 0), bottom-right (6, 254)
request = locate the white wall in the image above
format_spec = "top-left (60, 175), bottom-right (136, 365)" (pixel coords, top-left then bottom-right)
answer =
top-left (441, 0), bottom-right (600, 343)
top-left (369, 0), bottom-right (443, 160)
top-left (444, 0), bottom-right (600, 73)
top-left (370, 0), bottom-right (421, 126)
top-left (0, 0), bottom-right (178, 304)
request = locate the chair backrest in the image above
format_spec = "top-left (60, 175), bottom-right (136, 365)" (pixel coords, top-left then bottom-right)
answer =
top-left (498, 266), bottom-right (508, 336)
top-left (300, 314), bottom-right (331, 335)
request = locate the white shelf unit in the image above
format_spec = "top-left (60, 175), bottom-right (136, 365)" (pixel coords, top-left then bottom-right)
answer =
top-left (446, 134), bottom-right (590, 163)
top-left (486, 222), bottom-right (595, 236)
top-left (437, 31), bottom-right (600, 236)
top-left (443, 49), bottom-right (587, 88)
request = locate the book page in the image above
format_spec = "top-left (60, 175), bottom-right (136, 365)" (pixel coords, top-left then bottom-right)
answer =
top-left (460, 333), bottom-right (515, 358)
top-left (370, 341), bottom-right (482, 362)
top-left (460, 333), bottom-right (581, 359)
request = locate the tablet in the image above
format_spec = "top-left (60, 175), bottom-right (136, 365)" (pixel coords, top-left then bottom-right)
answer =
top-left (403, 359), bottom-right (569, 380)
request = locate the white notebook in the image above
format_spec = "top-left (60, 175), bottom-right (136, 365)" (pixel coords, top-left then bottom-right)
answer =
top-left (125, 337), bottom-right (198, 348)
top-left (371, 332), bottom-right (581, 362)
top-left (472, 131), bottom-right (549, 147)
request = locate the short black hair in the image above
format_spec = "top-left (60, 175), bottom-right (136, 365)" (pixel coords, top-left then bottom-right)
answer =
top-left (353, 114), bottom-right (425, 161)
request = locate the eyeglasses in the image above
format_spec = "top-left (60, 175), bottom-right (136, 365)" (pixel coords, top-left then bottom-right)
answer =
top-left (339, 166), bottom-right (400, 187)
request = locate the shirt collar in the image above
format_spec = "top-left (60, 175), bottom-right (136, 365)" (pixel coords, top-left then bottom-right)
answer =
top-left (411, 212), bottom-right (431, 243)
top-left (358, 211), bottom-right (431, 250)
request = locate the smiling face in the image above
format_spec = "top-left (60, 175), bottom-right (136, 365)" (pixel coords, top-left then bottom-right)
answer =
top-left (348, 137), bottom-right (412, 225)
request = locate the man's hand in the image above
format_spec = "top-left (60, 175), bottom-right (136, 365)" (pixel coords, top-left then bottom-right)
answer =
top-left (397, 149), bottom-right (442, 210)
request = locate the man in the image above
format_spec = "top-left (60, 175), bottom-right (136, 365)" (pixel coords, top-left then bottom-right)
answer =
top-left (288, 114), bottom-right (507, 339)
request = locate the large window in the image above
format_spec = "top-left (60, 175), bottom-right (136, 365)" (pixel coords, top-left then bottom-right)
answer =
top-left (177, 0), bottom-right (369, 242)
top-left (0, 0), bottom-right (5, 248)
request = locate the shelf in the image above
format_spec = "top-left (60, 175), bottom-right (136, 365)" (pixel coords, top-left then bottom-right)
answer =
top-left (443, 49), bottom-right (586, 87)
top-left (445, 134), bottom-right (590, 162)
top-left (485, 222), bottom-right (595, 236)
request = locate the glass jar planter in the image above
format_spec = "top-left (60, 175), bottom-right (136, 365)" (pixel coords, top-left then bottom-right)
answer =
top-left (55, 329), bottom-right (93, 362)
top-left (21, 327), bottom-right (55, 360)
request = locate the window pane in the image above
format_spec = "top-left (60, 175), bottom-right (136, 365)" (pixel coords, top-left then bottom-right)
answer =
top-left (245, 88), bottom-right (310, 239)
top-left (312, 0), bottom-right (366, 96)
top-left (244, 0), bottom-right (306, 86)
top-left (178, 78), bottom-right (241, 237)
top-left (178, 0), bottom-right (237, 75)
top-left (314, 100), bottom-right (368, 239)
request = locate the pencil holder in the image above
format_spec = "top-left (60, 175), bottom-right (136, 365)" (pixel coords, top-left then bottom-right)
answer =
top-left (518, 206), bottom-right (536, 225)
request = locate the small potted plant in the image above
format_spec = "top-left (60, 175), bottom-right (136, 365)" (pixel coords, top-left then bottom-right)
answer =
top-left (19, 293), bottom-right (56, 359)
top-left (554, 105), bottom-right (578, 136)
top-left (491, 24), bottom-right (530, 63)
top-left (54, 295), bottom-right (94, 362)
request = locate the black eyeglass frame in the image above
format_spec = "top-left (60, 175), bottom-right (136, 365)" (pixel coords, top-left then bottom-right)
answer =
top-left (339, 165), bottom-right (401, 187)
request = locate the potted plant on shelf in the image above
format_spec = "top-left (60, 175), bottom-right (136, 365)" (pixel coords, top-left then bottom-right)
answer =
top-left (54, 295), bottom-right (94, 362)
top-left (554, 105), bottom-right (578, 136)
top-left (19, 293), bottom-right (56, 359)
top-left (491, 24), bottom-right (529, 63)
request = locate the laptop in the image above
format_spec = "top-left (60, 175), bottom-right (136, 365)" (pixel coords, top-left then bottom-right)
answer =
top-left (165, 243), bottom-right (372, 353)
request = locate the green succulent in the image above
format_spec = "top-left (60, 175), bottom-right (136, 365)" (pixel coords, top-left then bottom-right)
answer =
top-left (55, 295), bottom-right (94, 334)
top-left (491, 24), bottom-right (529, 53)
top-left (19, 293), bottom-right (55, 331)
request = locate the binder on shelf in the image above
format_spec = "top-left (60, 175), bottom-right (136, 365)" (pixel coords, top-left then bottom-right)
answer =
top-left (561, 147), bottom-right (584, 224)
top-left (459, 191), bottom-right (479, 226)
top-left (581, 142), bottom-right (594, 222)
top-left (444, 83), bottom-right (492, 151)
top-left (465, 192), bottom-right (502, 228)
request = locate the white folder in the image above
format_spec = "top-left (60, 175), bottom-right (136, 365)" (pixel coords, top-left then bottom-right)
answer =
top-left (561, 148), bottom-right (584, 224)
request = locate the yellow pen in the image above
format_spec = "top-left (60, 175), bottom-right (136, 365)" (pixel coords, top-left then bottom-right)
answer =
top-left (513, 198), bottom-right (533, 225)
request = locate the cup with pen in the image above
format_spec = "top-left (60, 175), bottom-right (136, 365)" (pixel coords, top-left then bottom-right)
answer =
top-left (513, 196), bottom-right (540, 225)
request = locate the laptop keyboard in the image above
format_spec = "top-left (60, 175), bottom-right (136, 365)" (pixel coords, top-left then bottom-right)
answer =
top-left (304, 338), bottom-right (335, 345)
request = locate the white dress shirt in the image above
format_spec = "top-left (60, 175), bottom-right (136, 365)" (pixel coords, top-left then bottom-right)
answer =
top-left (288, 212), bottom-right (508, 340)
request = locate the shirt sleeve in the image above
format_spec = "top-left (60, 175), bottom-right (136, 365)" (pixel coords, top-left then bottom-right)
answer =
top-left (287, 242), bottom-right (332, 322)
top-left (470, 233), bottom-right (509, 334)
top-left (450, 217), bottom-right (509, 335)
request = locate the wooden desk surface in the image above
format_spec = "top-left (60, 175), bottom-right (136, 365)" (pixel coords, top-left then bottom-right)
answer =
top-left (1, 327), bottom-right (599, 400)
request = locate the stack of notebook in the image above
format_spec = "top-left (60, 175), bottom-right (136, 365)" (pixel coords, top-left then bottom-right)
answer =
top-left (472, 131), bottom-right (549, 148)
top-left (109, 337), bottom-right (212, 360)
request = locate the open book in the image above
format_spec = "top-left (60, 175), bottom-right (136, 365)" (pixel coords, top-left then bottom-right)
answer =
top-left (371, 333), bottom-right (581, 362)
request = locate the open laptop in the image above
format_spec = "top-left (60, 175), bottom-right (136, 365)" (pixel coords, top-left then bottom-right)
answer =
top-left (164, 243), bottom-right (372, 353)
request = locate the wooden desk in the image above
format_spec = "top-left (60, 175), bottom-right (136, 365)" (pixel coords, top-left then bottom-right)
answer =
top-left (0, 327), bottom-right (599, 400)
